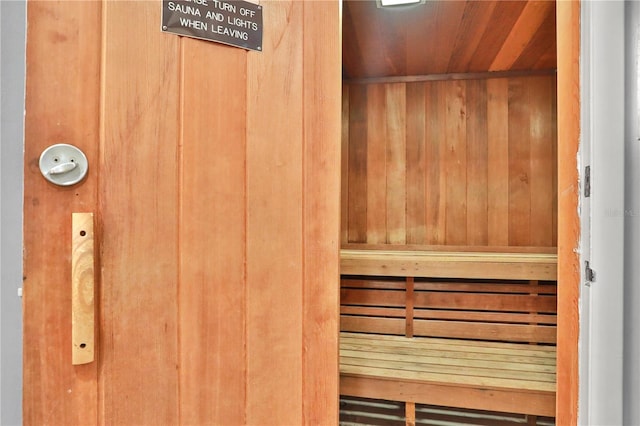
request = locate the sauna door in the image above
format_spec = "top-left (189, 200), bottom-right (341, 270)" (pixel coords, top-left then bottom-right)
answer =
top-left (22, 1), bottom-right (340, 424)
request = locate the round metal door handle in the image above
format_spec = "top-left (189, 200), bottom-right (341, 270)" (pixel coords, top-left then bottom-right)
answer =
top-left (39, 144), bottom-right (89, 186)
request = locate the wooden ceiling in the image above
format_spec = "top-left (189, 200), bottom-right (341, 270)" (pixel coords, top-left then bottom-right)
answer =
top-left (342, 0), bottom-right (557, 80)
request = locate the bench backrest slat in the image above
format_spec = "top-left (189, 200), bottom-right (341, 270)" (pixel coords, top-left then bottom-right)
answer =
top-left (413, 320), bottom-right (557, 343)
top-left (341, 276), bottom-right (558, 344)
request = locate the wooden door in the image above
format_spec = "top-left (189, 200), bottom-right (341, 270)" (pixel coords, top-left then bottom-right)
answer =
top-left (22, 1), bottom-right (340, 424)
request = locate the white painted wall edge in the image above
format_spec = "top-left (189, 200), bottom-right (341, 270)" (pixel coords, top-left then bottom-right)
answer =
top-left (624, 1), bottom-right (640, 424)
top-left (580, 1), bottom-right (625, 425)
top-left (0, 1), bottom-right (26, 425)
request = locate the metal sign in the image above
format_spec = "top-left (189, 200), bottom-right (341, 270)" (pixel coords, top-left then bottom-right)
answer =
top-left (162, 0), bottom-right (263, 52)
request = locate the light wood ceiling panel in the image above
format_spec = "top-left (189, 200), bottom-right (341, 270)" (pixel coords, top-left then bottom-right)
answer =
top-left (342, 0), bottom-right (557, 79)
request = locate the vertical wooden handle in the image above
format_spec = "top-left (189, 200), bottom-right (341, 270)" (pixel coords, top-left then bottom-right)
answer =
top-left (72, 212), bottom-right (95, 365)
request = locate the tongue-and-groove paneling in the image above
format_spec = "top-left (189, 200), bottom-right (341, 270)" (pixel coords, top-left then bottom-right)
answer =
top-left (342, 74), bottom-right (557, 248)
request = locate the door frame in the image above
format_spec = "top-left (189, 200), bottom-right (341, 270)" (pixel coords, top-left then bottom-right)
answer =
top-left (15, 0), bottom-right (586, 423)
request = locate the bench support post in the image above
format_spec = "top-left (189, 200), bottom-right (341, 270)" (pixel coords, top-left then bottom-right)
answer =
top-left (405, 401), bottom-right (416, 426)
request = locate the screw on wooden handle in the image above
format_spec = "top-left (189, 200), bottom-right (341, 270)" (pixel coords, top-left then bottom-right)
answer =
top-left (72, 213), bottom-right (95, 365)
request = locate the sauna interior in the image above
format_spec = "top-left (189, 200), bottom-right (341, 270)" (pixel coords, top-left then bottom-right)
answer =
top-left (339, 1), bottom-right (558, 425)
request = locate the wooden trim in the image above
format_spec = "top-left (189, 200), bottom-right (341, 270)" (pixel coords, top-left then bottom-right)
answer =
top-left (343, 69), bottom-right (556, 85)
top-left (556, 1), bottom-right (581, 424)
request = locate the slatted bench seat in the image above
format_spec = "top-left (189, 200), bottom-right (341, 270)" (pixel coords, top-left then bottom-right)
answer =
top-left (339, 245), bottom-right (558, 423)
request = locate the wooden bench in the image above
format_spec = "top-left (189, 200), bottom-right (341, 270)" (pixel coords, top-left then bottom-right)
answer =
top-left (339, 244), bottom-right (558, 424)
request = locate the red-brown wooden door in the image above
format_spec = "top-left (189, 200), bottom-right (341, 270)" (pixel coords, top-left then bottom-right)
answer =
top-left (22, 1), bottom-right (341, 424)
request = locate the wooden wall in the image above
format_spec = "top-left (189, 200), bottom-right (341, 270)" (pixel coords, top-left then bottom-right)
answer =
top-left (342, 75), bottom-right (557, 248)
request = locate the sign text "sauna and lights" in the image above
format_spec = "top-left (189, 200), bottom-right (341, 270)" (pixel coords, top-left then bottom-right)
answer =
top-left (162, 0), bottom-right (263, 52)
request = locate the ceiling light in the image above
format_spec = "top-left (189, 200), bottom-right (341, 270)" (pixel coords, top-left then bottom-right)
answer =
top-left (377, 0), bottom-right (426, 8)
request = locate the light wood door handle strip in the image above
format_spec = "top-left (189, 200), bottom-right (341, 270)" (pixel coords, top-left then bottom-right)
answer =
top-left (72, 212), bottom-right (95, 365)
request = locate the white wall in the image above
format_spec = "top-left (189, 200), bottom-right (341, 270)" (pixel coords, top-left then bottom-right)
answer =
top-left (580, 1), bottom-right (636, 425)
top-left (625, 2), bottom-right (640, 425)
top-left (0, 1), bottom-right (25, 425)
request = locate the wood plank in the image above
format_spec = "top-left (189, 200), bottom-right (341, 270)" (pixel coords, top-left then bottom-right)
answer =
top-left (246, 1), bottom-right (304, 422)
top-left (341, 317), bottom-right (406, 335)
top-left (444, 80), bottom-right (468, 245)
top-left (529, 76), bottom-right (555, 247)
top-left (23, 1), bottom-right (101, 423)
top-left (341, 364), bottom-right (554, 393)
top-left (342, 243), bottom-right (557, 254)
top-left (340, 339), bottom-right (556, 365)
top-left (340, 83), bottom-right (351, 244)
top-left (468, 2), bottom-right (528, 72)
top-left (512, 3), bottom-right (557, 71)
top-left (404, 1), bottom-right (439, 76)
top-left (447, 1), bottom-right (499, 73)
top-left (556, 1), bottom-right (581, 423)
top-left (413, 310), bottom-right (557, 325)
top-left (552, 80), bottom-right (559, 246)
top-left (99, 2), bottom-right (179, 423)
top-left (341, 306), bottom-right (406, 318)
top-left (340, 350), bottom-right (556, 375)
top-left (342, 249), bottom-right (558, 262)
top-left (348, 84), bottom-right (368, 243)
top-left (413, 281), bottom-right (558, 295)
top-left (340, 344), bottom-right (556, 374)
top-left (340, 356), bottom-right (555, 383)
top-left (414, 292), bottom-right (557, 313)
top-left (341, 289), bottom-right (406, 307)
top-left (342, 278), bottom-right (406, 290)
top-left (426, 81), bottom-right (446, 244)
top-left (490, 1), bottom-right (553, 71)
top-left (486, 78), bottom-right (510, 246)
top-left (413, 320), bottom-right (557, 344)
top-left (179, 39), bottom-right (246, 425)
top-left (340, 249), bottom-right (558, 280)
top-left (340, 376), bottom-right (556, 417)
top-left (385, 83), bottom-right (407, 244)
top-left (340, 332), bottom-right (556, 352)
top-left (342, 84), bottom-right (350, 245)
top-left (508, 77), bottom-right (532, 245)
top-left (341, 2), bottom-right (364, 80)
top-left (428, 1), bottom-right (467, 74)
top-left (302, 2), bottom-right (341, 422)
top-left (341, 260), bottom-right (557, 280)
top-left (344, 69), bottom-right (556, 85)
top-left (465, 79), bottom-right (489, 245)
top-left (366, 84), bottom-right (387, 244)
top-left (405, 82), bottom-right (427, 244)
